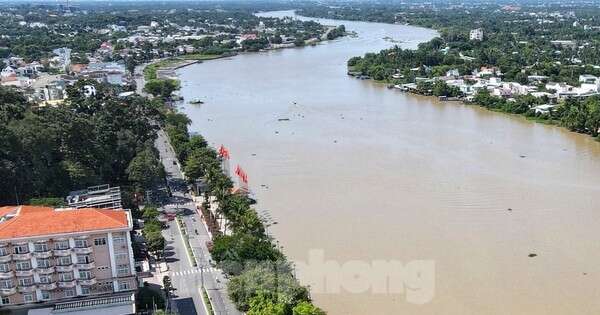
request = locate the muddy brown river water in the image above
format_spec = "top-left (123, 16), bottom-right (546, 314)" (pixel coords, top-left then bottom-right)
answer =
top-left (178, 10), bottom-right (600, 315)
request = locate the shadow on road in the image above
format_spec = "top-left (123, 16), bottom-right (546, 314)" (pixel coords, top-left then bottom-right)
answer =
top-left (174, 297), bottom-right (198, 315)
top-left (168, 178), bottom-right (189, 192)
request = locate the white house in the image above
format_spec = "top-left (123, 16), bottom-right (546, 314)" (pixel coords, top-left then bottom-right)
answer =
top-left (0, 66), bottom-right (16, 79)
top-left (470, 28), bottom-right (484, 41)
top-left (579, 74), bottom-right (599, 84)
top-left (446, 69), bottom-right (460, 77)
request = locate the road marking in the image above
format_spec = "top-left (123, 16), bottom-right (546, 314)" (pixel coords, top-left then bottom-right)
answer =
top-left (170, 267), bottom-right (219, 277)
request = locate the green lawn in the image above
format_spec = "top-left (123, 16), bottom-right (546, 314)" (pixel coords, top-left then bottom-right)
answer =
top-left (144, 54), bottom-right (226, 80)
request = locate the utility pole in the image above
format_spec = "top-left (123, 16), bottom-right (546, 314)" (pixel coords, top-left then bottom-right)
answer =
top-left (14, 185), bottom-right (19, 205)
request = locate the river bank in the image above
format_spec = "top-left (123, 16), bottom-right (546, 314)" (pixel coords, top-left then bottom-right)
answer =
top-left (176, 10), bottom-right (600, 315)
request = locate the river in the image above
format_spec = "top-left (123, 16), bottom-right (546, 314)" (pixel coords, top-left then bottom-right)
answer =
top-left (177, 10), bottom-right (600, 315)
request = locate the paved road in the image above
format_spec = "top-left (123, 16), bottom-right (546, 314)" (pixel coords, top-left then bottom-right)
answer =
top-left (155, 128), bottom-right (240, 315)
top-left (134, 64), bottom-right (149, 97)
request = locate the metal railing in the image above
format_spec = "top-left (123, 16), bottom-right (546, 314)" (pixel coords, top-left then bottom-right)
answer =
top-left (53, 294), bottom-right (133, 311)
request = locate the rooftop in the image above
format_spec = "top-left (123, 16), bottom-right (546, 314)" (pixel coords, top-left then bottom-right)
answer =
top-left (0, 206), bottom-right (130, 240)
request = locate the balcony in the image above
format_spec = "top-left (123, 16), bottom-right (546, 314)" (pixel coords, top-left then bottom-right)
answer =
top-left (15, 269), bottom-right (34, 277)
top-left (36, 266), bottom-right (55, 274)
top-left (53, 249), bottom-right (72, 256)
top-left (38, 283), bottom-right (57, 290)
top-left (78, 278), bottom-right (97, 286)
top-left (75, 262), bottom-right (95, 270)
top-left (55, 265), bottom-right (73, 272)
top-left (33, 250), bottom-right (52, 259)
top-left (0, 253), bottom-right (11, 263)
top-left (18, 285), bottom-right (37, 293)
top-left (73, 247), bottom-right (92, 255)
top-left (12, 252), bottom-right (32, 260)
top-left (0, 287), bottom-right (16, 296)
top-left (57, 280), bottom-right (77, 288)
top-left (0, 271), bottom-right (13, 279)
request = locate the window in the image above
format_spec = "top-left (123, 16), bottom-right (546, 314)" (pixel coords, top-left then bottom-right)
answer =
top-left (80, 286), bottom-right (90, 295)
top-left (0, 248), bottom-right (8, 256)
top-left (79, 270), bottom-right (92, 279)
top-left (55, 241), bottom-right (69, 250)
top-left (118, 281), bottom-right (130, 291)
top-left (13, 244), bottom-right (28, 254)
top-left (113, 236), bottom-right (126, 244)
top-left (0, 279), bottom-right (12, 289)
top-left (15, 261), bottom-right (31, 270)
top-left (1, 297), bottom-right (9, 305)
top-left (41, 291), bottom-right (50, 300)
top-left (117, 264), bottom-right (129, 276)
top-left (64, 288), bottom-right (75, 297)
top-left (38, 275), bottom-right (51, 284)
top-left (18, 277), bottom-right (33, 286)
top-left (0, 263), bottom-right (8, 272)
top-left (74, 239), bottom-right (88, 248)
top-left (57, 256), bottom-right (71, 266)
top-left (23, 293), bottom-right (34, 303)
top-left (76, 255), bottom-right (92, 264)
top-left (94, 238), bottom-right (106, 246)
top-left (115, 252), bottom-right (128, 261)
top-left (37, 258), bottom-right (50, 268)
top-left (34, 243), bottom-right (48, 252)
top-left (59, 272), bottom-right (73, 281)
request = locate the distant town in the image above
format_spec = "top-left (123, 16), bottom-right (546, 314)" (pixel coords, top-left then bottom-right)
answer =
top-left (0, 3), bottom-right (345, 106)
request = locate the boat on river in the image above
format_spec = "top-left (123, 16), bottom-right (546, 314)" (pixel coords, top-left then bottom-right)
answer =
top-left (189, 98), bottom-right (204, 104)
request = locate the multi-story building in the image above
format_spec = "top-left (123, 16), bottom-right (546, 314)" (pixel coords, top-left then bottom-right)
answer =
top-left (66, 184), bottom-right (122, 210)
top-left (0, 206), bottom-right (137, 308)
top-left (469, 28), bottom-right (484, 41)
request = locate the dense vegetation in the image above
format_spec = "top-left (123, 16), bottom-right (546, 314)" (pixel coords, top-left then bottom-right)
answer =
top-left (303, 2), bottom-right (600, 139)
top-left (0, 81), bottom-right (165, 205)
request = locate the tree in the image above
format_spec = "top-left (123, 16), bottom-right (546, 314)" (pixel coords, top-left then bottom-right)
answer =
top-left (142, 206), bottom-right (160, 220)
top-left (210, 233), bottom-right (283, 275)
top-left (247, 292), bottom-right (287, 315)
top-left (293, 302), bottom-right (326, 315)
top-left (28, 197), bottom-right (66, 207)
top-left (183, 153), bottom-right (205, 183)
top-left (163, 275), bottom-right (175, 312)
top-left (143, 218), bottom-right (166, 258)
top-left (145, 231), bottom-right (166, 259)
top-left (144, 79), bottom-right (180, 99)
top-left (136, 283), bottom-right (165, 311)
top-left (125, 57), bottom-right (137, 75)
top-left (126, 147), bottom-right (164, 190)
top-left (228, 264), bottom-right (309, 311)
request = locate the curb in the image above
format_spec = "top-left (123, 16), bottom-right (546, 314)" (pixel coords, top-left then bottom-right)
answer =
top-left (175, 216), bottom-right (197, 267)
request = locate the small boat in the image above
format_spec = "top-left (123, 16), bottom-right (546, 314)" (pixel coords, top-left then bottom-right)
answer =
top-left (189, 98), bottom-right (204, 104)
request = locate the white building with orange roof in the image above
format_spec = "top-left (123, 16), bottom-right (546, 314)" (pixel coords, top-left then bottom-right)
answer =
top-left (0, 206), bottom-right (137, 308)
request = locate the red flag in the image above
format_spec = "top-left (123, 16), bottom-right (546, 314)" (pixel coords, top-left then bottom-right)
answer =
top-left (222, 147), bottom-right (230, 160)
top-left (235, 165), bottom-right (249, 184)
top-left (218, 145), bottom-right (230, 159)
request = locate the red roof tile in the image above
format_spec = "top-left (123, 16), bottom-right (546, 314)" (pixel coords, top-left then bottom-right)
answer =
top-left (0, 206), bottom-right (18, 217)
top-left (0, 206), bottom-right (129, 240)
